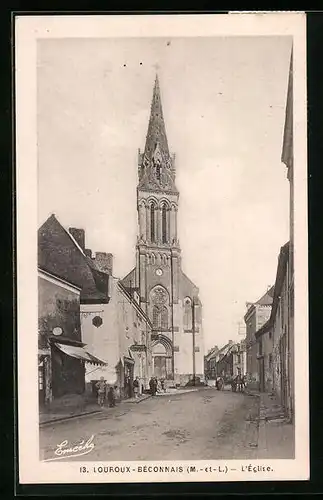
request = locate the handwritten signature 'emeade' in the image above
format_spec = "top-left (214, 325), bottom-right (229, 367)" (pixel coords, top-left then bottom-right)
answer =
top-left (43, 435), bottom-right (95, 462)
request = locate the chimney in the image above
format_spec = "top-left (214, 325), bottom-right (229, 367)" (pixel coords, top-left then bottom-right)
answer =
top-left (84, 248), bottom-right (92, 258)
top-left (69, 228), bottom-right (85, 250)
top-left (94, 252), bottom-right (113, 275)
top-left (228, 340), bottom-right (233, 345)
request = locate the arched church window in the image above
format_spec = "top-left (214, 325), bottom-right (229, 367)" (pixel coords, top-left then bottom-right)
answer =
top-left (150, 203), bottom-right (156, 243)
top-left (162, 203), bottom-right (167, 243)
top-left (184, 297), bottom-right (192, 330)
top-left (161, 306), bottom-right (168, 329)
top-left (153, 306), bottom-right (161, 329)
top-left (151, 253), bottom-right (156, 265)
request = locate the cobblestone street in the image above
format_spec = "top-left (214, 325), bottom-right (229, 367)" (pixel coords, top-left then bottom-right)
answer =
top-left (40, 388), bottom-right (264, 462)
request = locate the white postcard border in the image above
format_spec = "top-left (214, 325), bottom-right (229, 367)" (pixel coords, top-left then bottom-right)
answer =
top-left (16, 13), bottom-right (308, 484)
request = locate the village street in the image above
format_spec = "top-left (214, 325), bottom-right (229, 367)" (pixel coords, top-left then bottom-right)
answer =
top-left (40, 388), bottom-right (263, 462)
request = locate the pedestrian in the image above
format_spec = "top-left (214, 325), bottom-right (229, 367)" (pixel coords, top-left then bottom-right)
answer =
top-left (133, 376), bottom-right (140, 398)
top-left (236, 373), bottom-right (243, 392)
top-left (216, 376), bottom-right (224, 391)
top-left (107, 386), bottom-right (116, 407)
top-left (114, 385), bottom-right (120, 403)
top-left (149, 377), bottom-right (156, 396)
top-left (231, 377), bottom-right (237, 392)
top-left (95, 376), bottom-right (107, 408)
top-left (160, 378), bottom-right (166, 392)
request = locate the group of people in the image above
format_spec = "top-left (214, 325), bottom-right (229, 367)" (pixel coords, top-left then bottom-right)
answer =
top-left (231, 373), bottom-right (246, 392)
top-left (95, 375), bottom-right (143, 408)
top-left (95, 377), bottom-right (119, 408)
top-left (149, 376), bottom-right (166, 396)
top-left (214, 373), bottom-right (246, 393)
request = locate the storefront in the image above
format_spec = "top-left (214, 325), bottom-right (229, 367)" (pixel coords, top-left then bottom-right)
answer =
top-left (38, 348), bottom-right (52, 407)
top-left (41, 337), bottom-right (107, 402)
top-left (123, 353), bottom-right (134, 399)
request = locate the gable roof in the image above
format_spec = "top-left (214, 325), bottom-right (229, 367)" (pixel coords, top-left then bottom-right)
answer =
top-left (255, 242), bottom-right (290, 339)
top-left (256, 286), bottom-right (275, 306)
top-left (38, 214), bottom-right (110, 303)
top-left (117, 281), bottom-right (152, 328)
top-left (217, 342), bottom-right (235, 361)
top-left (245, 285), bottom-right (274, 320)
top-left (205, 345), bottom-right (219, 361)
top-left (121, 267), bottom-right (136, 289)
top-left (180, 271), bottom-right (201, 304)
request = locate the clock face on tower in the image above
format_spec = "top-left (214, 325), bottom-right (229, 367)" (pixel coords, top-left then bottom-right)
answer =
top-left (155, 268), bottom-right (163, 276)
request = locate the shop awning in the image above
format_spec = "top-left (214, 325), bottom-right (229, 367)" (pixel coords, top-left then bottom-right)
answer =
top-left (55, 342), bottom-right (107, 366)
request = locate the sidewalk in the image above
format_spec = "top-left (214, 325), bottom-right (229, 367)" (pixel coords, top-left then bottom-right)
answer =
top-left (256, 392), bottom-right (295, 459)
top-left (40, 393), bottom-right (155, 425)
top-left (155, 387), bottom-right (199, 396)
top-left (39, 402), bottom-right (101, 426)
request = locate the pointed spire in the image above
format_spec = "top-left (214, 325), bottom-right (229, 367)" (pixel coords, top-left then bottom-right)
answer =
top-left (138, 74), bottom-right (178, 194)
top-left (143, 73), bottom-right (170, 161)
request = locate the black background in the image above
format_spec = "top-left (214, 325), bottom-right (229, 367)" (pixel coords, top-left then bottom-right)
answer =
top-left (1, 7), bottom-right (323, 499)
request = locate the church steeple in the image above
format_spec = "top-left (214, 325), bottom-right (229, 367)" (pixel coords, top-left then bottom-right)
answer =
top-left (144, 74), bottom-right (170, 161)
top-left (138, 75), bottom-right (177, 194)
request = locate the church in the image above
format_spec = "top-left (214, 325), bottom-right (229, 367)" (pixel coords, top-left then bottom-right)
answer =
top-left (122, 75), bottom-right (204, 386)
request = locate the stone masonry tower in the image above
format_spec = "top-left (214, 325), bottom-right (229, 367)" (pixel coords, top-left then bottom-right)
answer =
top-left (122, 75), bottom-right (204, 384)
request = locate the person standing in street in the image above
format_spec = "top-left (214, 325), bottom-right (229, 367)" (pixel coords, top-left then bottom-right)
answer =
top-left (95, 376), bottom-right (107, 408)
top-left (114, 385), bottom-right (120, 403)
top-left (128, 377), bottom-right (134, 399)
top-left (149, 377), bottom-right (156, 396)
top-left (133, 376), bottom-right (140, 398)
top-left (107, 386), bottom-right (116, 407)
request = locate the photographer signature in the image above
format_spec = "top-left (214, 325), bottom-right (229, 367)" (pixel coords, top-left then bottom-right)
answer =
top-left (43, 435), bottom-right (95, 461)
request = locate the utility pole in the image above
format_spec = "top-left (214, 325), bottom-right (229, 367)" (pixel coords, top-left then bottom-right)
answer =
top-left (192, 297), bottom-right (196, 386)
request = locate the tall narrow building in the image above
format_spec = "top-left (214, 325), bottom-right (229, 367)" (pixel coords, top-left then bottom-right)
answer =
top-left (122, 75), bottom-right (204, 385)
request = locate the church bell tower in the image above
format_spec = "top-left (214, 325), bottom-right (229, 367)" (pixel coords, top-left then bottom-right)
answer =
top-left (122, 73), bottom-right (204, 384)
top-left (135, 75), bottom-right (182, 376)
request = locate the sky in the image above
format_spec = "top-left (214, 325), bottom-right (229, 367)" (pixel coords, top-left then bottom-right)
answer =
top-left (37, 36), bottom-right (292, 351)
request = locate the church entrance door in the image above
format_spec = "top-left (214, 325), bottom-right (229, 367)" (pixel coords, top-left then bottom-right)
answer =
top-left (153, 356), bottom-right (167, 379)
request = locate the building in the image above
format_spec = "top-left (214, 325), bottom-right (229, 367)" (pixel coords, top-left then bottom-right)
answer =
top-left (38, 214), bottom-right (153, 400)
top-left (121, 75), bottom-right (204, 386)
top-left (81, 277), bottom-right (153, 399)
top-left (244, 286), bottom-right (274, 385)
top-left (204, 345), bottom-right (219, 381)
top-left (281, 49), bottom-right (294, 420)
top-left (232, 340), bottom-right (247, 378)
top-left (255, 243), bottom-right (291, 413)
top-left (38, 217), bottom-right (107, 407)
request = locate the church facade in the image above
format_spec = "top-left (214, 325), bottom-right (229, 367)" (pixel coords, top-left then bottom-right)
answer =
top-left (122, 76), bottom-right (204, 386)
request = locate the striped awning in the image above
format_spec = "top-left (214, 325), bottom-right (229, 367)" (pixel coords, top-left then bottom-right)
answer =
top-left (54, 342), bottom-right (107, 366)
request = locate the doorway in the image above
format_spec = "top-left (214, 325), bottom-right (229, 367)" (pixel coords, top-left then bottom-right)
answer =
top-left (153, 356), bottom-right (167, 379)
top-left (258, 356), bottom-right (265, 392)
top-left (124, 361), bottom-right (134, 399)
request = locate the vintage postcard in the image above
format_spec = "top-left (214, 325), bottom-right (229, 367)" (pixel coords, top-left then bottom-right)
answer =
top-left (16, 13), bottom-right (308, 484)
